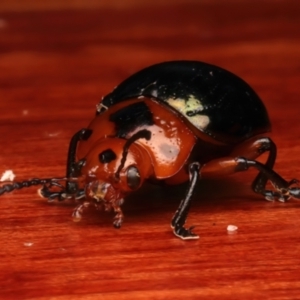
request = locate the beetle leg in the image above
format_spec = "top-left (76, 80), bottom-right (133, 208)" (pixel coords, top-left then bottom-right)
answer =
top-left (235, 158), bottom-right (300, 201)
top-left (39, 129), bottom-right (92, 201)
top-left (201, 156), bottom-right (300, 201)
top-left (250, 138), bottom-right (277, 196)
top-left (66, 128), bottom-right (92, 194)
top-left (72, 201), bottom-right (91, 222)
top-left (230, 137), bottom-right (300, 201)
top-left (231, 137), bottom-right (278, 200)
top-left (39, 182), bottom-right (85, 202)
top-left (206, 157), bottom-right (299, 202)
top-left (111, 198), bottom-right (125, 229)
top-left (171, 162), bottom-right (201, 240)
top-left (38, 180), bottom-right (67, 201)
top-left (246, 140), bottom-right (299, 201)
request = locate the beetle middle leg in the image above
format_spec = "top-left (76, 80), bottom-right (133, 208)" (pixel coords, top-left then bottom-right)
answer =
top-left (171, 162), bottom-right (201, 240)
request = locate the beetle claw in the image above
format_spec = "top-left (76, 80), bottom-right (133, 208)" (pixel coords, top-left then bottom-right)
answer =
top-left (263, 177), bottom-right (300, 202)
top-left (173, 225), bottom-right (199, 240)
top-left (39, 184), bottom-right (66, 201)
top-left (113, 219), bottom-right (122, 229)
top-left (288, 178), bottom-right (299, 186)
top-left (264, 190), bottom-right (291, 202)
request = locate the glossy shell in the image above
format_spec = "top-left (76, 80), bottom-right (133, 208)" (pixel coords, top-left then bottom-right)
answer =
top-left (98, 61), bottom-right (271, 144)
top-left (78, 98), bottom-right (196, 179)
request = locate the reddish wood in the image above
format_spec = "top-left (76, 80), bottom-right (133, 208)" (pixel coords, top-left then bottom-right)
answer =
top-left (1, 1), bottom-right (300, 299)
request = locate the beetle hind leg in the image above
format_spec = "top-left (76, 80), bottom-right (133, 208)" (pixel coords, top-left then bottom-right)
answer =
top-left (230, 137), bottom-right (298, 201)
top-left (171, 162), bottom-right (201, 240)
top-left (240, 158), bottom-right (300, 201)
top-left (203, 156), bottom-right (300, 202)
top-left (249, 138), bottom-right (279, 200)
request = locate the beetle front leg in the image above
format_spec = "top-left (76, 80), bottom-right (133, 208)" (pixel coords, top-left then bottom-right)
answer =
top-left (39, 128), bottom-right (92, 201)
top-left (66, 128), bottom-right (92, 194)
top-left (171, 162), bottom-right (201, 240)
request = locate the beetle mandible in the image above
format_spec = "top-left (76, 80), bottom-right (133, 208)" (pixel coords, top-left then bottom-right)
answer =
top-left (1, 60), bottom-right (300, 240)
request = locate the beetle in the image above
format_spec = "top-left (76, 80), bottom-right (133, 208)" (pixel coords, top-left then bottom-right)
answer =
top-left (1, 60), bottom-right (300, 240)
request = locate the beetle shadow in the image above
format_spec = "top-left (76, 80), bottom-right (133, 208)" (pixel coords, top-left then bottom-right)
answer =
top-left (41, 175), bottom-right (257, 226)
top-left (123, 174), bottom-right (255, 218)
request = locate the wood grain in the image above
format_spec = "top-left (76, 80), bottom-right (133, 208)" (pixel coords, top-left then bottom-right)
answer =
top-left (1, 1), bottom-right (300, 299)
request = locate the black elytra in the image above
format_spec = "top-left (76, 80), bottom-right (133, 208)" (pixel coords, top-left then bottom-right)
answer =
top-left (109, 102), bottom-right (153, 138)
top-left (100, 61), bottom-right (270, 144)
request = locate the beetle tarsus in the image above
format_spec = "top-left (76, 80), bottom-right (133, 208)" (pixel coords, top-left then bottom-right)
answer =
top-left (113, 219), bottom-right (122, 229)
top-left (263, 190), bottom-right (287, 202)
top-left (39, 186), bottom-right (65, 201)
top-left (173, 225), bottom-right (199, 240)
top-left (39, 185), bottom-right (67, 201)
top-left (40, 184), bottom-right (85, 202)
top-left (283, 180), bottom-right (300, 200)
top-left (288, 178), bottom-right (299, 186)
top-left (236, 157), bottom-right (300, 202)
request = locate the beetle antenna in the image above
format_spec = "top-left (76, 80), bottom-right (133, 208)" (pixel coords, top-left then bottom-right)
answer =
top-left (0, 177), bottom-right (78, 196)
top-left (115, 129), bottom-right (151, 179)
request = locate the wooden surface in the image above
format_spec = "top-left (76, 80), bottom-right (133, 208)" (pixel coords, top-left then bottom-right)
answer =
top-left (1, 1), bottom-right (300, 299)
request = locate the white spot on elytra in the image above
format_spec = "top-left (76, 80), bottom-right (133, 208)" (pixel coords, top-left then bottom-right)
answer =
top-left (166, 95), bottom-right (210, 130)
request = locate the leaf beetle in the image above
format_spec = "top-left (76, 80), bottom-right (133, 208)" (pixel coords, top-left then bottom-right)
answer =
top-left (1, 60), bottom-right (300, 240)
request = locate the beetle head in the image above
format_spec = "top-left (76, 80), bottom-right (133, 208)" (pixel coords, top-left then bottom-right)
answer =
top-left (80, 130), bottom-right (153, 202)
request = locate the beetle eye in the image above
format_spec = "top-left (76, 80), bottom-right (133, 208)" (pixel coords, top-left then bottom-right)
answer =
top-left (99, 149), bottom-right (117, 164)
top-left (126, 166), bottom-right (141, 190)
